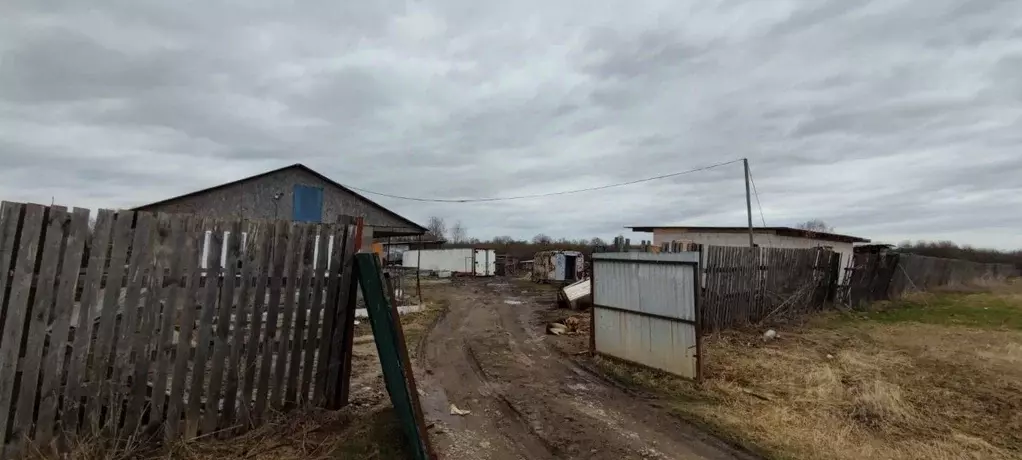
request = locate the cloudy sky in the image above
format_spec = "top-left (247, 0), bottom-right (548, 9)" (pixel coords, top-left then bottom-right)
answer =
top-left (2, 1), bottom-right (1020, 249)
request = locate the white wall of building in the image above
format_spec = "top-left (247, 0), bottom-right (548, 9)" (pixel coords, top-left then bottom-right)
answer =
top-left (651, 230), bottom-right (855, 282)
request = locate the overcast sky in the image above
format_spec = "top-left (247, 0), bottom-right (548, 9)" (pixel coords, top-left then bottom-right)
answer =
top-left (2, 1), bottom-right (1020, 249)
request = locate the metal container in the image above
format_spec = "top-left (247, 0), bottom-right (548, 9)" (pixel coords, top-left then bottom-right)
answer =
top-left (402, 248), bottom-right (496, 276)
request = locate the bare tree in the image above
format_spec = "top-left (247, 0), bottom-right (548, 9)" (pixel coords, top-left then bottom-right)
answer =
top-left (449, 220), bottom-right (467, 244)
top-left (532, 234), bottom-right (552, 245)
top-left (491, 235), bottom-right (515, 245)
top-left (426, 216), bottom-right (447, 240)
top-left (796, 219), bottom-right (834, 233)
top-left (590, 237), bottom-right (607, 247)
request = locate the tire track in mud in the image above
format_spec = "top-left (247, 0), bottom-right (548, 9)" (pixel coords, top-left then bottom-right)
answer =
top-left (417, 279), bottom-right (756, 460)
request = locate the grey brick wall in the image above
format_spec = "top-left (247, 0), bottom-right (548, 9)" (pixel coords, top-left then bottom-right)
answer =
top-left (139, 167), bottom-right (423, 236)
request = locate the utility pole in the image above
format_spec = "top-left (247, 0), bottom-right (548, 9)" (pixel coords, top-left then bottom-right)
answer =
top-left (744, 158), bottom-right (754, 247)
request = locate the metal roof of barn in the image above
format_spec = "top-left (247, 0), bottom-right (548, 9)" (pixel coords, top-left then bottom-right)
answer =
top-left (627, 226), bottom-right (869, 244)
top-left (133, 163), bottom-right (427, 234)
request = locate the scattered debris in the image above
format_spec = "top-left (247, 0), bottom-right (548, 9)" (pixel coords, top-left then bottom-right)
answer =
top-left (763, 329), bottom-right (778, 341)
top-left (449, 404), bottom-right (472, 416)
top-left (504, 299), bottom-right (523, 305)
top-left (826, 354), bottom-right (834, 360)
top-left (355, 304), bottom-right (423, 318)
top-left (560, 278), bottom-right (592, 309)
top-left (547, 316), bottom-right (586, 336)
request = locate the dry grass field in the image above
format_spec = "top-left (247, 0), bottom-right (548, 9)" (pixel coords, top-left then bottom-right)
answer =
top-left (598, 281), bottom-right (1022, 460)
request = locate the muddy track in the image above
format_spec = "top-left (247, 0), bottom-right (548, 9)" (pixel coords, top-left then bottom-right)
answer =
top-left (417, 279), bottom-right (756, 460)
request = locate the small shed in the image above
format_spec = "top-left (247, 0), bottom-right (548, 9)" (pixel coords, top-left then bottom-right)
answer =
top-left (531, 250), bottom-right (584, 283)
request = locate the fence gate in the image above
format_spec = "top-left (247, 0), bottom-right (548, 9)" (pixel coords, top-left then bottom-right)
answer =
top-left (590, 252), bottom-right (701, 379)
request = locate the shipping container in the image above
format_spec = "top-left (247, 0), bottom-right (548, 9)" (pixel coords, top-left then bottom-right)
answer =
top-left (402, 248), bottom-right (497, 276)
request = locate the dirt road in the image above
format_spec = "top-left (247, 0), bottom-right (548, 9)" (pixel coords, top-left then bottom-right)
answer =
top-left (415, 279), bottom-right (754, 460)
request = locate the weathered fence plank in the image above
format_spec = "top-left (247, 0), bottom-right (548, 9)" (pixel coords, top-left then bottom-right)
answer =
top-left (0, 203), bottom-right (23, 304)
top-left (333, 218), bottom-right (360, 407)
top-left (0, 204), bottom-right (46, 449)
top-left (148, 216), bottom-right (191, 432)
top-left (86, 211), bottom-right (134, 432)
top-left (166, 218), bottom-right (208, 440)
top-left (286, 225), bottom-right (315, 406)
top-left (240, 221), bottom-right (273, 427)
top-left (107, 212), bottom-right (155, 433)
top-left (221, 221), bottom-right (259, 431)
top-left (254, 220), bottom-right (288, 422)
top-left (8, 207), bottom-right (67, 452)
top-left (202, 221), bottom-right (243, 435)
top-left (36, 208), bottom-right (90, 444)
top-left (315, 224), bottom-right (346, 406)
top-left (186, 221), bottom-right (224, 438)
top-left (123, 214), bottom-right (170, 433)
top-left (301, 227), bottom-right (330, 403)
top-left (272, 222), bottom-right (304, 409)
top-left (63, 209), bottom-right (113, 437)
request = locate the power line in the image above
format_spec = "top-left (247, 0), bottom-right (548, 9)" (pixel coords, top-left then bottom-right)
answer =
top-left (746, 163), bottom-right (767, 227)
top-left (343, 158), bottom-right (744, 203)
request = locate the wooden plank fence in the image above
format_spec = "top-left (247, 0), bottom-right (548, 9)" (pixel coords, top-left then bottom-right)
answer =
top-left (0, 201), bottom-right (361, 456)
top-left (613, 242), bottom-right (841, 330)
top-left (843, 252), bottom-right (1017, 308)
top-left (698, 246), bottom-right (839, 330)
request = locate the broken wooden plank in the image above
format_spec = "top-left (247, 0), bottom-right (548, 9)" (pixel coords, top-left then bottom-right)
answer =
top-left (201, 220), bottom-right (242, 435)
top-left (35, 208), bottom-right (90, 444)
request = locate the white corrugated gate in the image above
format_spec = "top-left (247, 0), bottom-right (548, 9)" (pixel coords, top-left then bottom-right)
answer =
top-left (591, 252), bottom-right (701, 379)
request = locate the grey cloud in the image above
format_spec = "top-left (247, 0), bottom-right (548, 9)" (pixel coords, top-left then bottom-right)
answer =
top-left (1, 0), bottom-right (1021, 249)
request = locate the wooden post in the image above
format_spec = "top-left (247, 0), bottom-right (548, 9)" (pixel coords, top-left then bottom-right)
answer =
top-left (416, 234), bottom-right (422, 301)
top-left (744, 158), bottom-right (754, 248)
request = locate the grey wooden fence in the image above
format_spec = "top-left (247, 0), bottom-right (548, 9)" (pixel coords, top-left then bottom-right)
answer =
top-left (843, 252), bottom-right (1017, 308)
top-left (0, 202), bottom-right (360, 457)
top-left (700, 246), bottom-right (840, 330)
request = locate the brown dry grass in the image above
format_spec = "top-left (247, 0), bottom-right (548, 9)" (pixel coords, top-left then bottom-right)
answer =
top-left (597, 281), bottom-right (1022, 460)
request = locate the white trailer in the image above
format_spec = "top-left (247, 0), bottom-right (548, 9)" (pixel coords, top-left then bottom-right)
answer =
top-left (402, 248), bottom-right (497, 276)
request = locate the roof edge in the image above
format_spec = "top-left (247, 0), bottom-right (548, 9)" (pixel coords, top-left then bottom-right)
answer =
top-left (627, 225), bottom-right (870, 244)
top-left (133, 163), bottom-right (427, 233)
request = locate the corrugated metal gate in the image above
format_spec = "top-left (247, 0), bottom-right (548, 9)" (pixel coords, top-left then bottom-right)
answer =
top-left (590, 252), bottom-right (702, 379)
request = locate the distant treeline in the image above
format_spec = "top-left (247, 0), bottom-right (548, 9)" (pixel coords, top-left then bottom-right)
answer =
top-left (896, 241), bottom-right (1022, 267)
top-left (438, 235), bottom-right (623, 260)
